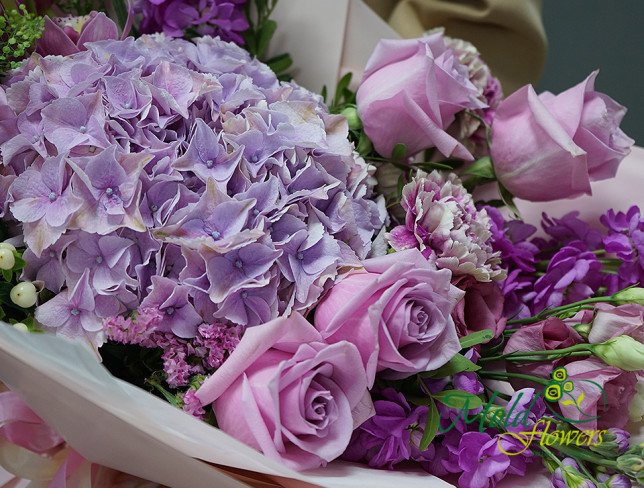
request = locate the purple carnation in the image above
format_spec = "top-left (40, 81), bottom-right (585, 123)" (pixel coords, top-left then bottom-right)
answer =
top-left (1, 34), bottom-right (384, 344)
top-left (388, 171), bottom-right (504, 282)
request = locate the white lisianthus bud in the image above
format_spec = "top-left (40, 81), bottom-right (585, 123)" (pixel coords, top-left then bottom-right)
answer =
top-left (630, 379), bottom-right (644, 422)
top-left (0, 248), bottom-right (15, 270)
top-left (592, 335), bottom-right (644, 372)
top-left (10, 282), bottom-right (38, 308)
top-left (0, 242), bottom-right (16, 252)
top-left (612, 287), bottom-right (644, 306)
top-left (12, 322), bottom-right (29, 332)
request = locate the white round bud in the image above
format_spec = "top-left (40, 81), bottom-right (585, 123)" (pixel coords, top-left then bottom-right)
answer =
top-left (10, 282), bottom-right (38, 308)
top-left (12, 322), bottom-right (29, 332)
top-left (0, 242), bottom-right (16, 252)
top-left (0, 248), bottom-right (15, 271)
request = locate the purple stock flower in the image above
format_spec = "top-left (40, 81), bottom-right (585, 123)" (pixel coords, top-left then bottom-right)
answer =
top-left (551, 458), bottom-right (595, 488)
top-left (542, 211), bottom-right (603, 252)
top-left (136, 0), bottom-right (249, 44)
top-left (527, 242), bottom-right (603, 313)
top-left (342, 388), bottom-right (429, 469)
top-left (597, 473), bottom-right (632, 488)
top-left (34, 270), bottom-right (102, 339)
top-left (140, 276), bottom-right (203, 338)
top-left (601, 206), bottom-right (644, 290)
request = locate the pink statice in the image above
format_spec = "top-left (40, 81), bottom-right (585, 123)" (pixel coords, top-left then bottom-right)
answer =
top-left (104, 307), bottom-right (163, 347)
top-left (182, 388), bottom-right (206, 420)
top-left (388, 171), bottom-right (504, 282)
top-left (193, 322), bottom-right (241, 370)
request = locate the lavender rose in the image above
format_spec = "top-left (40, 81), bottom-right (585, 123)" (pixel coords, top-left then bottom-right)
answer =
top-left (356, 33), bottom-right (486, 160)
top-left (313, 249), bottom-right (464, 386)
top-left (195, 313), bottom-right (373, 471)
top-left (491, 71), bottom-right (634, 202)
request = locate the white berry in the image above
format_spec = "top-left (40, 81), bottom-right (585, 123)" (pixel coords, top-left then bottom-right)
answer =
top-left (0, 242), bottom-right (16, 252)
top-left (12, 323), bottom-right (29, 332)
top-left (0, 248), bottom-right (15, 270)
top-left (10, 282), bottom-right (38, 308)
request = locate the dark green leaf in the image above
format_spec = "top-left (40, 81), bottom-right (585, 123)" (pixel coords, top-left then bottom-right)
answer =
top-left (433, 390), bottom-right (483, 410)
top-left (419, 397), bottom-right (440, 450)
top-left (256, 19), bottom-right (277, 59)
top-left (243, 30), bottom-right (258, 55)
top-left (460, 329), bottom-right (494, 348)
top-left (112, 0), bottom-right (129, 30)
top-left (266, 53), bottom-right (292, 73)
top-left (0, 306), bottom-right (5, 321)
top-left (391, 143), bottom-right (407, 161)
top-left (0, 281), bottom-right (12, 302)
top-left (463, 156), bottom-right (495, 179)
top-left (320, 85), bottom-right (328, 104)
top-left (2, 269), bottom-right (11, 282)
top-left (421, 353), bottom-right (481, 378)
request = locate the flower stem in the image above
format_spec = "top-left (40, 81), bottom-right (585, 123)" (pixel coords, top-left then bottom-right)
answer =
top-left (479, 344), bottom-right (592, 363)
top-left (478, 371), bottom-right (550, 386)
top-left (507, 296), bottom-right (615, 326)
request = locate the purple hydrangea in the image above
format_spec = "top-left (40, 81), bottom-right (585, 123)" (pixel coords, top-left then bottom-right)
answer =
top-left (135, 0), bottom-right (249, 44)
top-left (388, 171), bottom-right (504, 282)
top-left (0, 34), bottom-right (384, 344)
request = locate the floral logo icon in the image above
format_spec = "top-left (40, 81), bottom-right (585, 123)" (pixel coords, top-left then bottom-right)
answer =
top-left (543, 366), bottom-right (606, 424)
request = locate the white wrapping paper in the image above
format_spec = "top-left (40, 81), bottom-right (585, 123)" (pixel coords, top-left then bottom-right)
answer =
top-left (0, 325), bottom-right (453, 488)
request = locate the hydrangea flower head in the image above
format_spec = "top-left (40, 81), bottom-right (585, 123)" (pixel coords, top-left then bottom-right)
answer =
top-left (0, 34), bottom-right (383, 343)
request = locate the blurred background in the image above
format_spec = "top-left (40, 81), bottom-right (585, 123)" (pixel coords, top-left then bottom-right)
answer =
top-left (538, 0), bottom-right (644, 144)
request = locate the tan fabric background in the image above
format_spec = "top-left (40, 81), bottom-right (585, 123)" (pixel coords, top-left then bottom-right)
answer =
top-left (363, 0), bottom-right (547, 94)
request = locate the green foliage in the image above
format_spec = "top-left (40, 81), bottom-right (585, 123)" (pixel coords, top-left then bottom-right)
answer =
top-left (243, 0), bottom-right (293, 78)
top-left (0, 4), bottom-right (43, 74)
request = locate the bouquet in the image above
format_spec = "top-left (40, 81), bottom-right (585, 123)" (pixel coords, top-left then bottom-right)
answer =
top-left (0, 1), bottom-right (641, 487)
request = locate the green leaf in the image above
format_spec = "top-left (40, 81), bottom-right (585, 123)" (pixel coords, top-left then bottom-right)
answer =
top-left (0, 281), bottom-right (12, 302)
top-left (498, 181), bottom-right (521, 219)
top-left (391, 143), bottom-right (407, 161)
top-left (256, 19), bottom-right (277, 59)
top-left (2, 269), bottom-right (11, 282)
top-left (0, 306), bottom-right (5, 321)
top-left (421, 353), bottom-right (481, 378)
top-left (460, 329), bottom-right (494, 348)
top-left (12, 254), bottom-right (25, 272)
top-left (433, 390), bottom-right (483, 410)
top-left (320, 85), bottom-right (328, 104)
top-left (266, 53), bottom-right (293, 73)
top-left (419, 397), bottom-right (440, 451)
top-left (333, 72), bottom-right (353, 107)
top-left (463, 156), bottom-right (496, 179)
top-left (112, 0), bottom-right (129, 30)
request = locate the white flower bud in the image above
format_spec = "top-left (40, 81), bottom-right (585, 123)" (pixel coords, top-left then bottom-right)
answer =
top-left (592, 335), bottom-right (644, 372)
top-left (0, 248), bottom-right (15, 270)
top-left (10, 281), bottom-right (38, 308)
top-left (12, 322), bottom-right (29, 332)
top-left (0, 242), bottom-right (16, 252)
top-left (613, 287), bottom-right (644, 306)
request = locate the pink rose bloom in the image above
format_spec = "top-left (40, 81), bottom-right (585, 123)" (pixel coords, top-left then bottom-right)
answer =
top-left (452, 276), bottom-right (506, 339)
top-left (195, 313), bottom-right (373, 471)
top-left (36, 12), bottom-right (119, 57)
top-left (314, 249), bottom-right (464, 386)
top-left (558, 358), bottom-right (637, 431)
top-left (504, 318), bottom-right (582, 380)
top-left (588, 303), bottom-right (644, 344)
top-left (356, 33), bottom-right (486, 161)
top-left (491, 71), bottom-right (634, 202)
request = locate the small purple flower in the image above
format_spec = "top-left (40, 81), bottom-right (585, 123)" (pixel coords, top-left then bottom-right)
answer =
top-left (601, 206), bottom-right (644, 290)
top-left (213, 276), bottom-right (279, 327)
top-left (457, 432), bottom-right (510, 488)
top-left (597, 473), bottom-right (632, 488)
top-left (551, 458), bottom-right (594, 488)
top-left (342, 388), bottom-right (429, 469)
top-left (527, 242), bottom-right (603, 313)
top-left (182, 389), bottom-right (206, 419)
top-left (542, 211), bottom-right (603, 252)
top-left (140, 276), bottom-right (203, 338)
top-left (35, 270), bottom-right (102, 338)
top-left (453, 372), bottom-right (484, 395)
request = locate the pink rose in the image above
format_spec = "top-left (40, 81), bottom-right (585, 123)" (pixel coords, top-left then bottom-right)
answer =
top-left (314, 249), bottom-right (464, 386)
top-left (588, 303), bottom-right (644, 344)
top-left (452, 276), bottom-right (506, 338)
top-left (491, 71), bottom-right (634, 202)
top-left (195, 313), bottom-right (373, 471)
top-left (356, 33), bottom-right (486, 161)
top-left (557, 358), bottom-right (637, 431)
